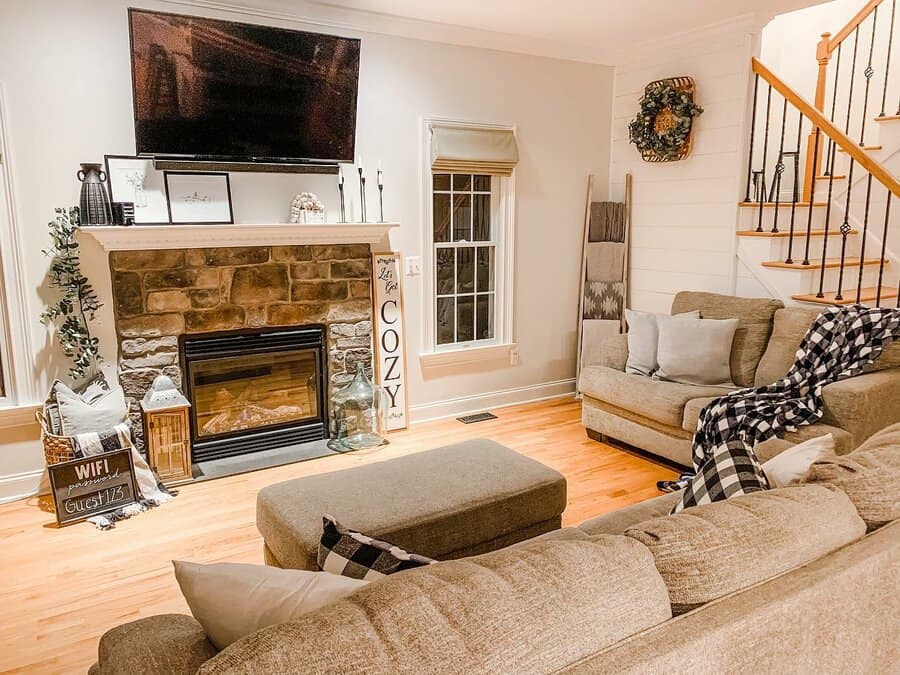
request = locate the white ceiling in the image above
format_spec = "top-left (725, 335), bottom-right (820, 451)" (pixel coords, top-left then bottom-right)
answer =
top-left (309, 0), bottom-right (825, 62)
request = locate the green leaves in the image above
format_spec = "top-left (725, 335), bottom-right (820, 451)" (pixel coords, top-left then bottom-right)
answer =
top-left (628, 82), bottom-right (704, 161)
top-left (41, 206), bottom-right (103, 381)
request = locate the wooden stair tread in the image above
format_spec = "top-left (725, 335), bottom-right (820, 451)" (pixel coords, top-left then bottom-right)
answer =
top-left (793, 287), bottom-right (899, 305)
top-left (838, 145), bottom-right (882, 152)
top-left (762, 257), bottom-right (889, 270)
top-left (815, 174), bottom-right (846, 180)
top-left (737, 228), bottom-right (857, 238)
top-left (738, 201), bottom-right (826, 208)
top-left (874, 114), bottom-right (900, 123)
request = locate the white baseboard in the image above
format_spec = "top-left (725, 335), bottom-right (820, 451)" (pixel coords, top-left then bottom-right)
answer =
top-left (408, 378), bottom-right (576, 424)
top-left (0, 468), bottom-right (45, 504)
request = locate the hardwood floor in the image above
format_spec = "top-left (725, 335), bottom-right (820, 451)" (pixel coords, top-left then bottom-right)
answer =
top-left (0, 397), bottom-right (676, 674)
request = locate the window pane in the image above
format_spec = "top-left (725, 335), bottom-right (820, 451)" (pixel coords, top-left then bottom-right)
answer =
top-left (477, 246), bottom-right (495, 292)
top-left (452, 174), bottom-right (472, 191)
top-left (452, 194), bottom-right (471, 241)
top-left (433, 193), bottom-right (451, 242)
top-left (457, 247), bottom-right (474, 293)
top-left (473, 174), bottom-right (491, 191)
top-left (436, 297), bottom-right (455, 345)
top-left (473, 193), bottom-right (491, 241)
top-left (457, 295), bottom-right (474, 342)
top-left (432, 173), bottom-right (451, 191)
top-left (476, 294), bottom-right (494, 340)
top-left (436, 248), bottom-right (454, 295)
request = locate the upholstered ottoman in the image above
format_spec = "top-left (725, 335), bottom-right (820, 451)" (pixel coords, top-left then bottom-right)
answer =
top-left (256, 439), bottom-right (568, 570)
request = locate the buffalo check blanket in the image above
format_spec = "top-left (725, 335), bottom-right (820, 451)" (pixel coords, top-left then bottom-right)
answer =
top-left (674, 304), bottom-right (900, 513)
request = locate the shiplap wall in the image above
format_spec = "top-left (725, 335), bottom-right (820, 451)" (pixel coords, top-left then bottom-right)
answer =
top-left (610, 18), bottom-right (769, 313)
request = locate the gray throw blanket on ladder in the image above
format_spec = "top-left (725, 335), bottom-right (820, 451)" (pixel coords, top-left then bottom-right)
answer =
top-left (674, 304), bottom-right (900, 513)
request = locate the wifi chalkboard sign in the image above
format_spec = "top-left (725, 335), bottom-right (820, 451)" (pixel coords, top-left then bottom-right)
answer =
top-left (48, 449), bottom-right (138, 526)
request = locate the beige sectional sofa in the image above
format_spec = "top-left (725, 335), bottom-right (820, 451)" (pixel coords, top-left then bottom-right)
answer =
top-left (91, 425), bottom-right (900, 674)
top-left (580, 291), bottom-right (900, 467)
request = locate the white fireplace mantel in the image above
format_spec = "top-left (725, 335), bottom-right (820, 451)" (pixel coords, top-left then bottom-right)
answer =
top-left (79, 222), bottom-right (399, 251)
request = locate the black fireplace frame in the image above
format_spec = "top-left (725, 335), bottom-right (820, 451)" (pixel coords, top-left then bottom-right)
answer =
top-left (180, 324), bottom-right (328, 463)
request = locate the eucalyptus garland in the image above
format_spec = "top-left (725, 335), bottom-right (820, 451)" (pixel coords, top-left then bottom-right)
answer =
top-left (41, 206), bottom-right (103, 381)
top-left (628, 82), bottom-right (703, 161)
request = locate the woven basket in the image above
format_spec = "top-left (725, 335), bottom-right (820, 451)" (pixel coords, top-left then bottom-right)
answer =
top-left (36, 409), bottom-right (76, 465)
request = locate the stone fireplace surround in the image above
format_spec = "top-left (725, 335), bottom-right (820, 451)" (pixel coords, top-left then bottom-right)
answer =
top-left (109, 243), bottom-right (374, 451)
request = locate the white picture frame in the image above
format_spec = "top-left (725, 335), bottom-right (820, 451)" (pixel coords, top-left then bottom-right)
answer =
top-left (371, 252), bottom-right (409, 431)
top-left (164, 171), bottom-right (234, 224)
top-left (104, 155), bottom-right (170, 224)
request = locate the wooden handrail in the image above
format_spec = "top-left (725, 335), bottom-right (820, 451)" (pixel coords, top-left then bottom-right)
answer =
top-left (827, 0), bottom-right (884, 52)
top-left (752, 58), bottom-right (900, 198)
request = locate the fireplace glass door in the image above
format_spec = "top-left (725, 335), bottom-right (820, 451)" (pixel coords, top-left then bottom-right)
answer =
top-left (190, 350), bottom-right (320, 439)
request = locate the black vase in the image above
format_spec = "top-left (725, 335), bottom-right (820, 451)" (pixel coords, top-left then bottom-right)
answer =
top-left (77, 163), bottom-right (113, 225)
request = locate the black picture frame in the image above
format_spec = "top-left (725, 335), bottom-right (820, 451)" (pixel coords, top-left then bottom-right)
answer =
top-left (163, 171), bottom-right (234, 225)
top-left (103, 154), bottom-right (171, 225)
top-left (48, 449), bottom-right (139, 527)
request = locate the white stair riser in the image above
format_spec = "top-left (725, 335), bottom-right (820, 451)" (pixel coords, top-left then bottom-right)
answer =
top-left (756, 264), bottom-right (886, 296)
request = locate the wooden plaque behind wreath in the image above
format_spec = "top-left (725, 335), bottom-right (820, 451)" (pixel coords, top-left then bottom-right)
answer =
top-left (629, 76), bottom-right (702, 163)
top-left (371, 252), bottom-right (409, 431)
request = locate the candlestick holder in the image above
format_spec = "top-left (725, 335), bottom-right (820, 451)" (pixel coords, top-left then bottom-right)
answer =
top-left (358, 167), bottom-right (367, 223)
top-left (378, 183), bottom-right (384, 223)
top-left (338, 182), bottom-right (346, 223)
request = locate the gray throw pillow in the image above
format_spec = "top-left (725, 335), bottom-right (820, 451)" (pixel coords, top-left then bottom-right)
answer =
top-left (654, 316), bottom-right (738, 387)
top-left (624, 309), bottom-right (700, 376)
top-left (54, 382), bottom-right (128, 436)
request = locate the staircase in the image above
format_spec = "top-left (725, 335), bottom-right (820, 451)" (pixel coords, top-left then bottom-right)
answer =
top-left (737, 0), bottom-right (900, 308)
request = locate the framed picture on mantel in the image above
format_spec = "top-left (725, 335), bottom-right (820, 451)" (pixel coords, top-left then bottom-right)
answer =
top-left (164, 171), bottom-right (234, 224)
top-left (104, 154), bottom-right (170, 224)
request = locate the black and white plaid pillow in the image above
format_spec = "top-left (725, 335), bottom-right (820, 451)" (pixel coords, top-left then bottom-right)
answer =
top-left (318, 516), bottom-right (437, 580)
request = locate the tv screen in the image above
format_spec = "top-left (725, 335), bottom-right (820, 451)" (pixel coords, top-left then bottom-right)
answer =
top-left (128, 9), bottom-right (360, 163)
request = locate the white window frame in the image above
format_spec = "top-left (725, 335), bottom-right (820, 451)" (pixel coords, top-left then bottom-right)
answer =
top-left (419, 117), bottom-right (517, 369)
top-left (0, 83), bottom-right (38, 415)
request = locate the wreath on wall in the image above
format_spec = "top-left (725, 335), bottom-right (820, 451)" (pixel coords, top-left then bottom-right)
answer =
top-left (628, 77), bottom-right (703, 162)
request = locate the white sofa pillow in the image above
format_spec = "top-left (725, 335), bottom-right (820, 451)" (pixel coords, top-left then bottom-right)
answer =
top-left (173, 561), bottom-right (368, 649)
top-left (624, 309), bottom-right (700, 376)
top-left (654, 316), bottom-right (738, 387)
top-left (763, 434), bottom-right (835, 487)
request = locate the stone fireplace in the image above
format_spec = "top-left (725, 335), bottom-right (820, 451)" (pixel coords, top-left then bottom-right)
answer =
top-left (108, 243), bottom-right (374, 453)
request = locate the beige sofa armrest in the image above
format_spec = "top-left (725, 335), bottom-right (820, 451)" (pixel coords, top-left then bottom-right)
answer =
top-left (592, 333), bottom-right (629, 371)
top-left (93, 614), bottom-right (216, 675)
top-left (821, 367), bottom-right (900, 450)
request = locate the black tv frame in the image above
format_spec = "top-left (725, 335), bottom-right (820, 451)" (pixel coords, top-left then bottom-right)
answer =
top-left (127, 8), bottom-right (360, 169)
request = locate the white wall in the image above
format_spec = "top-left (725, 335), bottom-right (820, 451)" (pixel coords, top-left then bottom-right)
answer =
top-left (609, 18), bottom-right (766, 313)
top-left (0, 0), bottom-right (612, 500)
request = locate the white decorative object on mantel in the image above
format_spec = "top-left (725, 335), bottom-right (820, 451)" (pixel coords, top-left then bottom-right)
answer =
top-left (78, 222), bottom-right (399, 251)
top-left (289, 192), bottom-right (326, 224)
top-left (371, 252), bottom-right (408, 431)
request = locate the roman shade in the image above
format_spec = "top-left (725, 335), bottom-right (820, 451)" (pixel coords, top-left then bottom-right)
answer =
top-left (430, 125), bottom-right (519, 176)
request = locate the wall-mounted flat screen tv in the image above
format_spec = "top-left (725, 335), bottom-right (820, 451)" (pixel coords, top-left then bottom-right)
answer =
top-left (128, 9), bottom-right (360, 164)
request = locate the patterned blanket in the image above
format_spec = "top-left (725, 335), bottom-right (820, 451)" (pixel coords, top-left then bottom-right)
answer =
top-left (674, 304), bottom-right (900, 513)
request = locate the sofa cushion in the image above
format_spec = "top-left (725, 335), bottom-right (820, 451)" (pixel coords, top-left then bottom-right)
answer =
top-left (670, 291), bottom-right (783, 388)
top-left (96, 614), bottom-right (216, 675)
top-left (257, 440), bottom-right (566, 571)
top-left (755, 307), bottom-right (900, 386)
top-left (199, 536), bottom-right (672, 675)
top-left (625, 484), bottom-right (865, 614)
top-left (579, 492), bottom-right (681, 536)
top-left (801, 423), bottom-right (900, 530)
top-left (580, 366), bottom-right (735, 428)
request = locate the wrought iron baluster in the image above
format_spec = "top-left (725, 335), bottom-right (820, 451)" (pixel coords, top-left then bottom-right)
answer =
top-left (744, 74), bottom-right (760, 203)
top-left (771, 97), bottom-right (789, 233)
top-left (855, 175), bottom-right (874, 304)
top-left (817, 143), bottom-right (839, 298)
top-left (880, 0), bottom-right (896, 117)
top-left (845, 27), bottom-right (861, 138)
top-left (785, 111), bottom-right (804, 265)
top-left (757, 84), bottom-right (773, 233)
top-left (858, 7), bottom-right (879, 145)
top-left (875, 193), bottom-right (892, 307)
top-left (825, 43), bottom-right (842, 175)
top-left (802, 127), bottom-right (821, 266)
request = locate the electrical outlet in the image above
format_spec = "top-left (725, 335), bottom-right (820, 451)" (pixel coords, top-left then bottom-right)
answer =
top-left (509, 347), bottom-right (520, 366)
top-left (405, 256), bottom-right (422, 276)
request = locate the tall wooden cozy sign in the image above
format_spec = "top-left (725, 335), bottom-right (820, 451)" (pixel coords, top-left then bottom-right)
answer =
top-left (371, 252), bottom-right (409, 431)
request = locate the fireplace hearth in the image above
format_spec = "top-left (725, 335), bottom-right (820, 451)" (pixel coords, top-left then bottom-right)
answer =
top-left (181, 326), bottom-right (328, 462)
